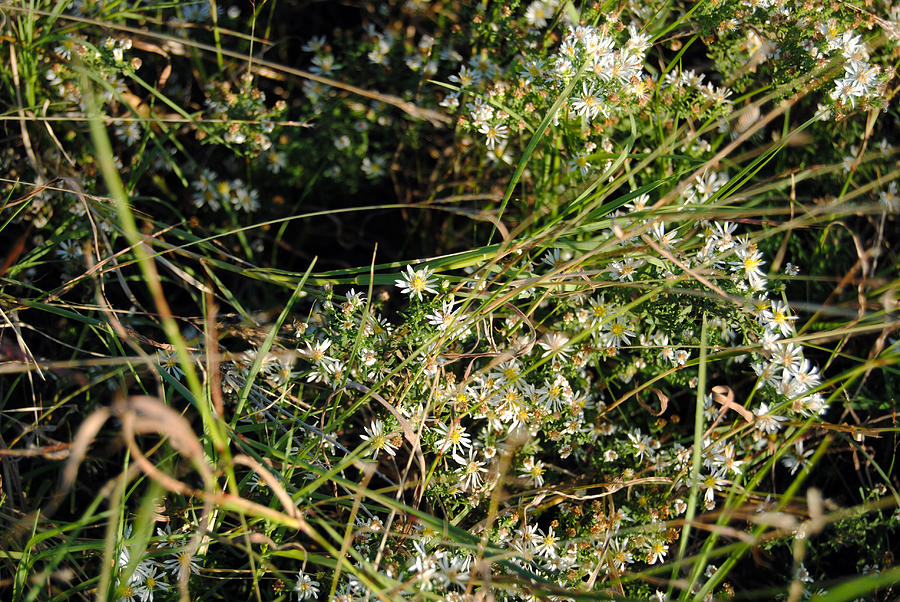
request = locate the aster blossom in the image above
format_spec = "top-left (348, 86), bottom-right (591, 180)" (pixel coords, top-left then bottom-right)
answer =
top-left (395, 264), bottom-right (438, 301)
top-left (360, 419), bottom-right (398, 458)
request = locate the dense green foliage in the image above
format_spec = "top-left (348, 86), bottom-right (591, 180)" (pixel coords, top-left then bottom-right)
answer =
top-left (0, 1), bottom-right (898, 601)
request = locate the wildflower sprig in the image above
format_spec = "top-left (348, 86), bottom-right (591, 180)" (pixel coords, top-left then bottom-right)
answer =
top-left (203, 74), bottom-right (288, 156)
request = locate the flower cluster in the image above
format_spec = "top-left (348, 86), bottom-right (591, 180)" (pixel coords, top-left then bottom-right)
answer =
top-left (202, 208), bottom-right (830, 597)
top-left (189, 168), bottom-right (260, 213)
top-left (448, 21), bottom-right (673, 175)
top-left (203, 74), bottom-right (287, 155)
top-left (115, 525), bottom-right (202, 602)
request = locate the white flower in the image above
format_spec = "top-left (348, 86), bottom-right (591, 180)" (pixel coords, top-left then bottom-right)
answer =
top-left (520, 456), bottom-right (546, 487)
top-left (627, 429), bottom-right (653, 462)
top-left (453, 448), bottom-right (488, 491)
top-left (765, 300), bottom-right (797, 337)
top-left (309, 53), bottom-right (341, 75)
top-left (433, 421), bottom-right (472, 457)
top-left (754, 402), bottom-right (787, 433)
top-left (569, 151), bottom-right (592, 175)
top-left (538, 332), bottom-right (570, 358)
top-left (407, 540), bottom-right (438, 581)
top-left (359, 348), bottom-right (376, 367)
top-left (784, 262), bottom-right (800, 276)
top-left (786, 358), bottom-right (821, 390)
top-left (294, 570), bottom-right (320, 600)
top-left (732, 246), bottom-right (767, 290)
top-left (161, 550), bottom-right (202, 580)
top-left (301, 35), bottom-right (326, 53)
top-left (571, 82), bottom-right (603, 121)
top-left (650, 221), bottom-right (682, 249)
top-left (782, 445), bottom-right (814, 475)
top-left (771, 342), bottom-right (803, 371)
top-left (795, 562), bottom-right (814, 583)
top-left (608, 537), bottom-right (633, 570)
top-left (602, 318), bottom-right (635, 348)
top-left (625, 24), bottom-right (652, 56)
top-left (844, 60), bottom-right (879, 92)
top-left (449, 65), bottom-right (477, 88)
top-left (650, 589), bottom-right (668, 602)
top-left (478, 122), bottom-right (509, 150)
top-left (361, 155), bottom-right (387, 179)
top-left (133, 565), bottom-right (169, 602)
top-left (879, 181), bottom-right (899, 212)
top-left (518, 57), bottom-right (545, 83)
top-left (524, 0), bottom-right (551, 28)
top-left (304, 338), bottom-right (335, 366)
top-left (647, 541), bottom-right (669, 564)
top-left (426, 299), bottom-right (465, 333)
top-left (609, 258), bottom-right (644, 281)
top-left (534, 526), bottom-right (559, 558)
top-left (830, 76), bottom-right (865, 107)
top-left (368, 36), bottom-right (391, 65)
top-left (394, 264), bottom-right (438, 301)
top-left (360, 419), bottom-right (398, 458)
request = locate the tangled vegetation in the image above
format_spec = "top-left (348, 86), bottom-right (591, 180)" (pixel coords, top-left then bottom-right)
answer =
top-left (0, 0), bottom-right (898, 600)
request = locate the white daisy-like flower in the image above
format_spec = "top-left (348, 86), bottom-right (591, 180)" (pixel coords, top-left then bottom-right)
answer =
top-left (647, 540), bottom-right (669, 565)
top-left (879, 181), bottom-right (899, 212)
top-left (453, 448), bottom-right (488, 491)
top-left (571, 81), bottom-right (603, 121)
top-left (433, 421), bottom-right (472, 457)
top-left (765, 300), bottom-right (797, 337)
top-left (360, 419), bottom-right (398, 459)
top-left (538, 331), bottom-right (570, 359)
top-left (534, 526), bottom-right (559, 558)
top-left (520, 456), bottom-right (546, 487)
top-left (394, 264), bottom-right (438, 301)
top-left (524, 0), bottom-right (551, 28)
top-left (426, 299), bottom-right (465, 333)
top-left (304, 338), bottom-right (335, 366)
top-left (294, 570), bottom-right (320, 600)
top-left (478, 122), bottom-right (509, 150)
top-left (754, 402), bottom-right (787, 433)
top-left (133, 565), bottom-right (169, 602)
top-left (161, 549), bottom-right (202, 580)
